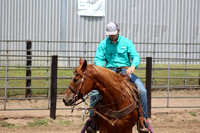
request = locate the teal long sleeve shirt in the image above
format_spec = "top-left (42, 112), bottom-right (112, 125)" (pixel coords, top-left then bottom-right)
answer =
top-left (94, 34), bottom-right (140, 68)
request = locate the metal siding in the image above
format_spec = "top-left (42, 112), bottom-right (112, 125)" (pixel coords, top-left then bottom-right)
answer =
top-left (1, 0), bottom-right (199, 42)
top-left (0, 0), bottom-right (2, 41)
top-left (0, 0), bottom-right (200, 66)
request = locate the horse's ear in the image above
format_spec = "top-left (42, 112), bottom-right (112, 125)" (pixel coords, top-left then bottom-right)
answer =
top-left (81, 60), bottom-right (87, 71)
top-left (79, 58), bottom-right (83, 65)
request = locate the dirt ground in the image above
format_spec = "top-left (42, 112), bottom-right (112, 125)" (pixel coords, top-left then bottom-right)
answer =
top-left (0, 89), bottom-right (200, 133)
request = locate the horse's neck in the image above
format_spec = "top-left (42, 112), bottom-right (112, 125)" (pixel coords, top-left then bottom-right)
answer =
top-left (95, 83), bottom-right (130, 110)
top-left (90, 65), bottom-right (131, 109)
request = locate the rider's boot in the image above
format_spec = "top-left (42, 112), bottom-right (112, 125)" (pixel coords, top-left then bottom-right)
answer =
top-left (81, 118), bottom-right (91, 133)
top-left (137, 102), bottom-right (154, 133)
top-left (145, 119), bottom-right (154, 133)
top-left (138, 116), bottom-right (149, 133)
top-left (86, 114), bottom-right (98, 133)
top-left (137, 97), bottom-right (149, 133)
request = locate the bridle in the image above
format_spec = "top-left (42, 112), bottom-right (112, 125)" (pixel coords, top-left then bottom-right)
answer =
top-left (68, 68), bottom-right (87, 111)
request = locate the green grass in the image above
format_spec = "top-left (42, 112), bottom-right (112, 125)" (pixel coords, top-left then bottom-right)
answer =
top-left (0, 119), bottom-right (73, 128)
top-left (28, 118), bottom-right (53, 127)
top-left (136, 64), bottom-right (200, 86)
top-left (27, 119), bottom-right (72, 127)
top-left (0, 64), bottom-right (199, 97)
top-left (58, 120), bottom-right (73, 126)
top-left (0, 121), bottom-right (16, 128)
top-left (0, 67), bottom-right (74, 97)
top-left (189, 111), bottom-right (197, 117)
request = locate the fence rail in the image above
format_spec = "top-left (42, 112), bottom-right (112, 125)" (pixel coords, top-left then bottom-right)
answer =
top-left (0, 40), bottom-right (200, 114)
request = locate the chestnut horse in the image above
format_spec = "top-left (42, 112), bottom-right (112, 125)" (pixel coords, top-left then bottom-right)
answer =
top-left (63, 58), bottom-right (144, 133)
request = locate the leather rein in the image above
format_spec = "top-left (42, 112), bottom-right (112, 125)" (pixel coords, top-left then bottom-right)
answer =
top-left (68, 65), bottom-right (138, 126)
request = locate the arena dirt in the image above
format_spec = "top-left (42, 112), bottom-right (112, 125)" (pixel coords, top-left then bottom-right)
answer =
top-left (0, 89), bottom-right (200, 133)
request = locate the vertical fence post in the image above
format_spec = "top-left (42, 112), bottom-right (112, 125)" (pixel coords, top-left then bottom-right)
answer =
top-left (152, 43), bottom-right (156, 86)
top-left (4, 41), bottom-right (9, 110)
top-left (25, 41), bottom-right (32, 97)
top-left (184, 44), bottom-right (188, 86)
top-left (47, 42), bottom-right (49, 95)
top-left (146, 57), bottom-right (152, 118)
top-left (50, 55), bottom-right (58, 120)
top-left (68, 57), bottom-right (70, 67)
top-left (47, 42), bottom-right (51, 109)
top-left (199, 72), bottom-right (200, 86)
top-left (167, 59), bottom-right (170, 107)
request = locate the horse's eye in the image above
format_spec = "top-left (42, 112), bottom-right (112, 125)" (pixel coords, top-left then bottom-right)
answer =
top-left (73, 73), bottom-right (82, 82)
top-left (73, 74), bottom-right (80, 82)
top-left (73, 78), bottom-right (78, 82)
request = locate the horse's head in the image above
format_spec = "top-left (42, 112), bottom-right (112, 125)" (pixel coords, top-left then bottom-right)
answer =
top-left (63, 58), bottom-right (93, 106)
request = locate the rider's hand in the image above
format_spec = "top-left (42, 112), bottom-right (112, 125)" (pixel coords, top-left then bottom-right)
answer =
top-left (126, 66), bottom-right (136, 75)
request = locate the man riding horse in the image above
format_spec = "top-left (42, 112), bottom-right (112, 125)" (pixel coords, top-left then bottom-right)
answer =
top-left (87, 22), bottom-right (154, 133)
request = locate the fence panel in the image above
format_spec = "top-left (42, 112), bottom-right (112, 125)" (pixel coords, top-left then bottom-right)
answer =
top-left (0, 41), bottom-right (200, 111)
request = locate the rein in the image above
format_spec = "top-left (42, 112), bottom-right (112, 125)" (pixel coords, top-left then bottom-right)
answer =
top-left (90, 65), bottom-right (139, 127)
top-left (68, 69), bottom-right (87, 112)
top-left (69, 65), bottom-right (139, 128)
top-left (90, 65), bottom-right (124, 108)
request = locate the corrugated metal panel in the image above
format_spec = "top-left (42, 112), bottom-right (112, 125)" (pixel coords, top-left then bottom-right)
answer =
top-left (0, 0), bottom-right (200, 66)
top-left (0, 0), bottom-right (61, 66)
top-left (0, 0), bottom-right (58, 40)
top-left (1, 0), bottom-right (199, 42)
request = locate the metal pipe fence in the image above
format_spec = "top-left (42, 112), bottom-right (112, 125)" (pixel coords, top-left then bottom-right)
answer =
top-left (0, 40), bottom-right (200, 111)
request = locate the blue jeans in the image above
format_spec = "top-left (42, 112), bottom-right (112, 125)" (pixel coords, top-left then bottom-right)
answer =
top-left (90, 68), bottom-right (148, 119)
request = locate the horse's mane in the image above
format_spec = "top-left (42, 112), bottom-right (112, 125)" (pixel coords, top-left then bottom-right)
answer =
top-left (90, 65), bottom-right (139, 103)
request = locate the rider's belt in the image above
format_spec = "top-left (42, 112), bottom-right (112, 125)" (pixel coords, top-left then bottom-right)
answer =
top-left (109, 66), bottom-right (129, 73)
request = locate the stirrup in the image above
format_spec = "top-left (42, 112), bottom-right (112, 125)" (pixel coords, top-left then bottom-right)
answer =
top-left (86, 126), bottom-right (96, 133)
top-left (81, 119), bottom-right (91, 133)
top-left (86, 114), bottom-right (99, 133)
top-left (139, 127), bottom-right (149, 132)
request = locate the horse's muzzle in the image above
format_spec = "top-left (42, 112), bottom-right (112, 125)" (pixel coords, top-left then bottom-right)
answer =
top-left (63, 98), bottom-right (74, 106)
